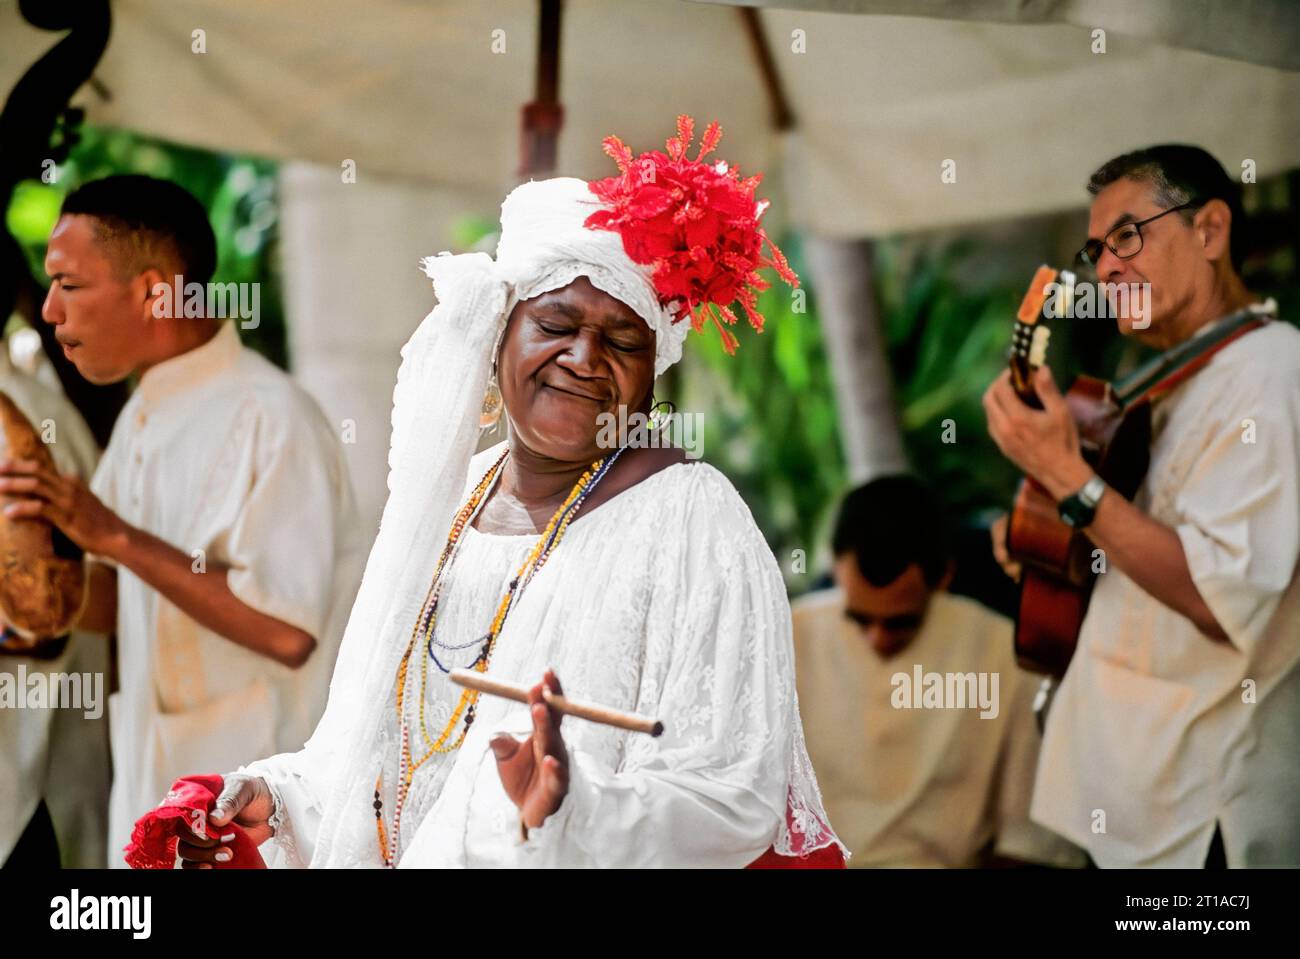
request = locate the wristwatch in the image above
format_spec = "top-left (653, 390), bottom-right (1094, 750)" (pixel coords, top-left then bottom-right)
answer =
top-left (1057, 474), bottom-right (1106, 529)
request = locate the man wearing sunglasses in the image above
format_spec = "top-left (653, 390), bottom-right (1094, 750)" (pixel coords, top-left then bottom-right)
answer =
top-left (983, 145), bottom-right (1300, 867)
top-left (791, 476), bottom-right (1084, 868)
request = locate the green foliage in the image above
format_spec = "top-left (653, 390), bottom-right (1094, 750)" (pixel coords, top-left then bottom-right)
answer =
top-left (5, 124), bottom-right (286, 367)
top-left (450, 215), bottom-right (499, 252)
top-left (672, 235), bottom-right (846, 591)
top-left (672, 233), bottom-right (1048, 593)
top-left (874, 239), bottom-right (1025, 517)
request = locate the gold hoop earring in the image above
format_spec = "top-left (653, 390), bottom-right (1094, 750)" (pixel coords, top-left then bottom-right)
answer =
top-left (480, 372), bottom-right (504, 430)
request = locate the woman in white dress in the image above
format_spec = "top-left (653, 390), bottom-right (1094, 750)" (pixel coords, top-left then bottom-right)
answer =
top-left (171, 119), bottom-right (846, 868)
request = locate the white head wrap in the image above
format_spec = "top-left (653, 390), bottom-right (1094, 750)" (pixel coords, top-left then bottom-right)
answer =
top-left (423, 176), bottom-right (688, 379)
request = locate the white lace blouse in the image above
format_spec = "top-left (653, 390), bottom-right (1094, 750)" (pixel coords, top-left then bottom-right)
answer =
top-left (244, 442), bottom-right (844, 867)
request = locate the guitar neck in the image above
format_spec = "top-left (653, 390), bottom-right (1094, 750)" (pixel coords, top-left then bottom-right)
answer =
top-left (1008, 265), bottom-right (1066, 406)
top-left (1111, 301), bottom-right (1275, 409)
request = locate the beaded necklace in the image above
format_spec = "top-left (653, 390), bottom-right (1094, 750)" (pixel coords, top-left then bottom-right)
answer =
top-left (374, 445), bottom-right (625, 866)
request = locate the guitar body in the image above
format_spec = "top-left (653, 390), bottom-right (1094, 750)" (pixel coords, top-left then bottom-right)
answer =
top-left (1008, 375), bottom-right (1151, 675)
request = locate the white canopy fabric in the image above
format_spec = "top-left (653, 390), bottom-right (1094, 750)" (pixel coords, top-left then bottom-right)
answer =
top-left (3, 0), bottom-right (1298, 236)
top-left (701, 0), bottom-right (1300, 72)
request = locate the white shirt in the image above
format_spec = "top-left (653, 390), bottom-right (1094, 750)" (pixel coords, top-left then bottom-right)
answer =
top-left (1032, 320), bottom-right (1300, 867)
top-left (793, 587), bottom-right (1083, 868)
top-left (0, 360), bottom-right (107, 866)
top-left (245, 444), bottom-right (845, 867)
top-left (91, 322), bottom-right (364, 866)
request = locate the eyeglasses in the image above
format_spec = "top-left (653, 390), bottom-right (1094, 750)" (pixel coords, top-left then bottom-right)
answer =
top-left (1076, 200), bottom-right (1203, 267)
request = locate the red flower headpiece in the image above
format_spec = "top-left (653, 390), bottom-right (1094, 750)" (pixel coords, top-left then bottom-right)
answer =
top-left (584, 115), bottom-right (798, 355)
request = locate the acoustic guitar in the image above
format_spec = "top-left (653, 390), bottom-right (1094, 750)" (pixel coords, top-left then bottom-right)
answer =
top-left (1004, 266), bottom-right (1272, 676)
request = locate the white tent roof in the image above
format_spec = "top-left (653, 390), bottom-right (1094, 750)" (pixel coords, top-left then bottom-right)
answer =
top-left (4, 0), bottom-right (1298, 236)
top-left (708, 0), bottom-right (1300, 72)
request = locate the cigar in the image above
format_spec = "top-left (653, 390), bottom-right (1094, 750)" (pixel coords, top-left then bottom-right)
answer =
top-left (449, 668), bottom-right (664, 737)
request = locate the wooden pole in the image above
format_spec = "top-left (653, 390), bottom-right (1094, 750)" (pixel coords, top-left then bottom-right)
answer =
top-left (519, 0), bottom-right (565, 178)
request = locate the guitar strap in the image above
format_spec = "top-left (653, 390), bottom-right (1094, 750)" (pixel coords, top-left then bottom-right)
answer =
top-left (1116, 300), bottom-right (1277, 408)
top-left (1138, 319), bottom-right (1268, 405)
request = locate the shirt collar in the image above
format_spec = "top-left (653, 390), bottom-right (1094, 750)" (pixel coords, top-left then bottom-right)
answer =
top-left (136, 322), bottom-right (241, 405)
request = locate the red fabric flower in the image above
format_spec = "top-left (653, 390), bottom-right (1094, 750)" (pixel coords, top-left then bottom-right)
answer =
top-left (585, 115), bottom-right (798, 355)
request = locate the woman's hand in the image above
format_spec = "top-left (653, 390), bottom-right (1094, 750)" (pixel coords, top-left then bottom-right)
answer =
top-left (489, 668), bottom-right (570, 832)
top-left (175, 774), bottom-right (275, 869)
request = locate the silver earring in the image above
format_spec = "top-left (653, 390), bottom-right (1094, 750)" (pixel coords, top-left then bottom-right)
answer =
top-left (647, 395), bottom-right (673, 433)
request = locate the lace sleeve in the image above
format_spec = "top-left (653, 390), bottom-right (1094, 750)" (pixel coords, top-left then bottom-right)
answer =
top-left (237, 750), bottom-right (323, 869)
top-left (516, 463), bottom-right (846, 867)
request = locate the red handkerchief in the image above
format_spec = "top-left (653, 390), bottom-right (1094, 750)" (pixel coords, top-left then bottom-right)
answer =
top-left (123, 774), bottom-right (267, 869)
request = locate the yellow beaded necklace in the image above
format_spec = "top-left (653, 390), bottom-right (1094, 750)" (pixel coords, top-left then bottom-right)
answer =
top-left (374, 447), bottom-right (623, 866)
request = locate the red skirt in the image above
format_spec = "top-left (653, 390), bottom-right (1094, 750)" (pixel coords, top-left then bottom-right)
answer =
top-left (745, 805), bottom-right (845, 868)
top-left (746, 844), bottom-right (845, 869)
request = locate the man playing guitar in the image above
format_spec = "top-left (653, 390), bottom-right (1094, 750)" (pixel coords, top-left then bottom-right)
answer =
top-left (983, 145), bottom-right (1300, 867)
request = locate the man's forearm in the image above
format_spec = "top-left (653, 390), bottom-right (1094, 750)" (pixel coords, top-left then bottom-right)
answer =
top-left (984, 368), bottom-right (1229, 645)
top-left (1070, 488), bottom-right (1228, 643)
top-left (101, 522), bottom-right (317, 667)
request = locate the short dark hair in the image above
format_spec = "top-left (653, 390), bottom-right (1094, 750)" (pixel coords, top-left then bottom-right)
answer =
top-left (831, 474), bottom-right (951, 589)
top-left (60, 175), bottom-right (217, 285)
top-left (1087, 145), bottom-right (1246, 272)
